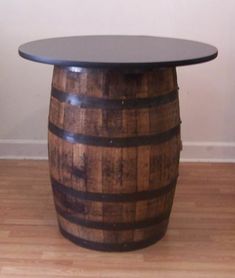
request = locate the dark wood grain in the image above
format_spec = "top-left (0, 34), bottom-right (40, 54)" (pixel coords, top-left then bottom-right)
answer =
top-left (48, 66), bottom-right (181, 251)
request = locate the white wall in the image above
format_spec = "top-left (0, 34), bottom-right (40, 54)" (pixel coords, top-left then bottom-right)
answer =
top-left (0, 0), bottom-right (235, 161)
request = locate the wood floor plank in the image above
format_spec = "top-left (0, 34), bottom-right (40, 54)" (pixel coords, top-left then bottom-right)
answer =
top-left (0, 160), bottom-right (234, 277)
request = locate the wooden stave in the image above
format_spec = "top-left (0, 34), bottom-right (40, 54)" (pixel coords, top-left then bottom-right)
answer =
top-left (48, 66), bottom-right (181, 251)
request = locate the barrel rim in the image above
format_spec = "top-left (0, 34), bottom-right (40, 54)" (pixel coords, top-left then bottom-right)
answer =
top-left (48, 122), bottom-right (181, 147)
top-left (51, 176), bottom-right (178, 202)
top-left (56, 205), bottom-right (172, 230)
top-left (59, 224), bottom-right (168, 252)
top-left (51, 87), bottom-right (179, 109)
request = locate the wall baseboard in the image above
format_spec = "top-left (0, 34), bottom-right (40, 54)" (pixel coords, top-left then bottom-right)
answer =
top-left (0, 139), bottom-right (235, 162)
top-left (0, 139), bottom-right (48, 160)
top-left (181, 141), bottom-right (235, 162)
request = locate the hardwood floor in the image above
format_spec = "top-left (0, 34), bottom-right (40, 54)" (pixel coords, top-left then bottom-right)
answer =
top-left (0, 160), bottom-right (234, 277)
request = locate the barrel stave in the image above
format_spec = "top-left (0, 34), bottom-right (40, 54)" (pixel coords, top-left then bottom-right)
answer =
top-left (48, 66), bottom-right (181, 251)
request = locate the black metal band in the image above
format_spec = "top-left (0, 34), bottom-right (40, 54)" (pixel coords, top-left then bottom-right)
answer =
top-left (51, 87), bottom-right (178, 110)
top-left (48, 122), bottom-right (181, 147)
top-left (59, 225), bottom-right (167, 252)
top-left (56, 205), bottom-right (171, 230)
top-left (51, 176), bottom-right (177, 202)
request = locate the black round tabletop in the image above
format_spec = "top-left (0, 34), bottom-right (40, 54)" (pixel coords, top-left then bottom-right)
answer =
top-left (18, 35), bottom-right (218, 68)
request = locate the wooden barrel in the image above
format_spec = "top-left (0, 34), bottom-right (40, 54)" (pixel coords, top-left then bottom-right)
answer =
top-left (48, 66), bottom-right (181, 251)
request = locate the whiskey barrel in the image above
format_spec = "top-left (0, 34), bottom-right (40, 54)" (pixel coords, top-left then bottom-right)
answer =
top-left (48, 66), bottom-right (181, 251)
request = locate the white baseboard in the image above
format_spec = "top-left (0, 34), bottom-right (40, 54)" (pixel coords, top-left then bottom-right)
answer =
top-left (0, 139), bottom-right (48, 160)
top-left (0, 139), bottom-right (235, 162)
top-left (181, 141), bottom-right (235, 162)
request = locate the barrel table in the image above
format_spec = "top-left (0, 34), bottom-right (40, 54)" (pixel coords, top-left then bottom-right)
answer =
top-left (19, 36), bottom-right (217, 251)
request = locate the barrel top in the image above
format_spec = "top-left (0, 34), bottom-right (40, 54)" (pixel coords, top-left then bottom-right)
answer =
top-left (18, 35), bottom-right (218, 68)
